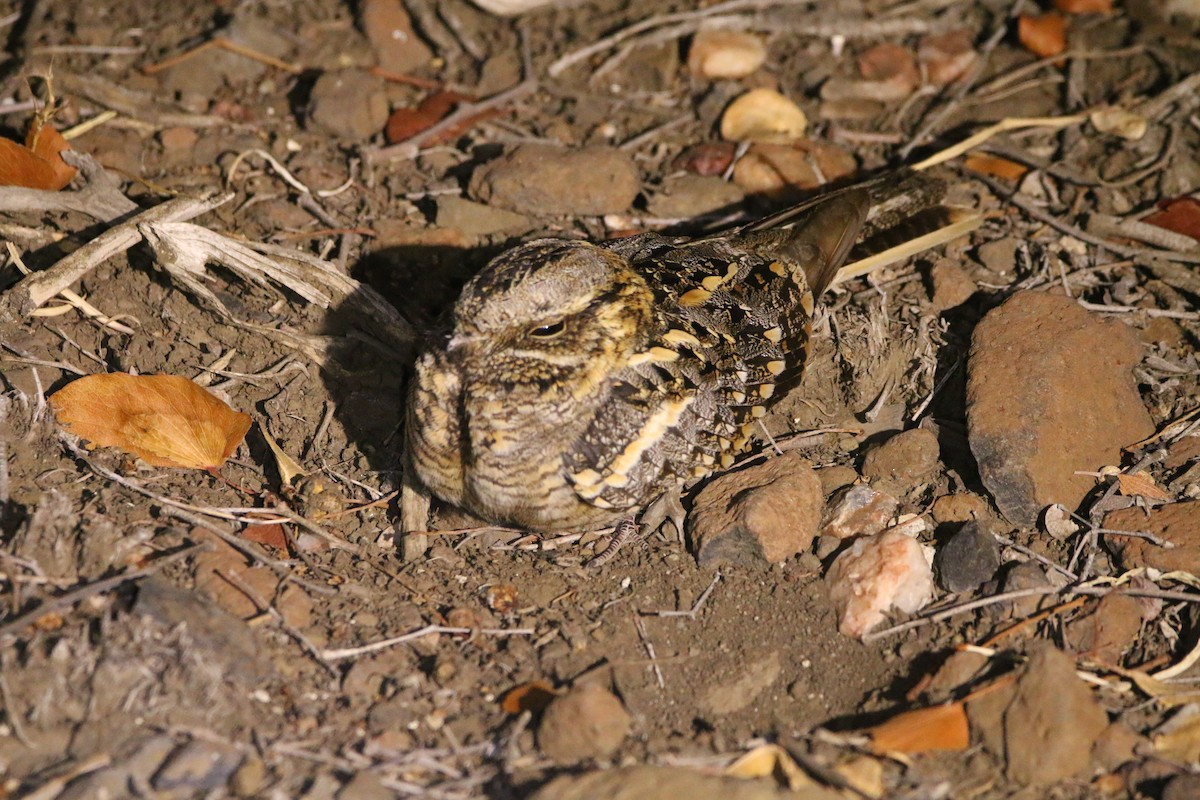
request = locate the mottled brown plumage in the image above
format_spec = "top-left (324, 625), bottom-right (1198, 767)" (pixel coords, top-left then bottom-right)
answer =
top-left (405, 184), bottom-right (880, 534)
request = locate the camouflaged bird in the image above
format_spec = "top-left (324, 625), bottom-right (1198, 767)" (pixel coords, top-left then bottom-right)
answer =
top-left (405, 172), bottom-right (971, 534)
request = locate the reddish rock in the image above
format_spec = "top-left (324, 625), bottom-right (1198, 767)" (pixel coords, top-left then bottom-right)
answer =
top-left (825, 530), bottom-right (935, 638)
top-left (821, 483), bottom-right (899, 540)
top-left (689, 452), bottom-right (824, 566)
top-left (308, 69), bottom-right (390, 141)
top-left (1064, 593), bottom-right (1146, 664)
top-left (967, 292), bottom-right (1153, 527)
top-left (931, 493), bottom-right (988, 524)
top-left (861, 428), bottom-right (941, 490)
top-left (1104, 502), bottom-right (1200, 572)
top-left (359, 0), bottom-right (432, 74)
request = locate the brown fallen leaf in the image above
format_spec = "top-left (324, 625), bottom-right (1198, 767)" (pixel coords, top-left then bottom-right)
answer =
top-left (242, 522), bottom-right (291, 551)
top-left (500, 680), bottom-right (558, 714)
top-left (0, 116), bottom-right (77, 190)
top-left (918, 29), bottom-right (978, 85)
top-left (672, 142), bottom-right (737, 177)
top-left (857, 42), bottom-right (919, 95)
top-left (51, 373), bottom-right (252, 470)
top-left (724, 743), bottom-right (814, 790)
top-left (1054, 0), bottom-right (1113, 13)
top-left (1018, 12), bottom-right (1067, 58)
top-left (1145, 197), bottom-right (1200, 242)
top-left (1116, 471), bottom-right (1173, 502)
top-left (384, 90), bottom-right (499, 145)
top-left (963, 153), bottom-right (1029, 181)
top-left (866, 701), bottom-right (970, 754)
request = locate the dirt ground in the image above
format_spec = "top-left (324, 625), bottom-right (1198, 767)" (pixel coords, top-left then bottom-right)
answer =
top-left (1, 0), bottom-right (1200, 798)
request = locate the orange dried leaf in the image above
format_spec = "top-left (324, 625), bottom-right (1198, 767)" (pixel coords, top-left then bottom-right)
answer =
top-left (51, 373), bottom-right (252, 470)
top-left (1054, 0), bottom-right (1112, 13)
top-left (857, 43), bottom-right (919, 93)
top-left (1018, 13), bottom-right (1067, 58)
top-left (1145, 197), bottom-right (1200, 242)
top-left (867, 702), bottom-right (970, 754)
top-left (500, 680), bottom-right (557, 715)
top-left (243, 522), bottom-right (290, 551)
top-left (0, 120), bottom-right (76, 191)
top-left (1116, 472), bottom-right (1173, 502)
top-left (963, 154), bottom-right (1029, 181)
top-left (383, 90), bottom-right (496, 145)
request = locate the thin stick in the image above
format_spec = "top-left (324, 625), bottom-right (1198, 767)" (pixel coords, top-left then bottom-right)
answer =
top-left (0, 544), bottom-right (205, 640)
top-left (321, 624), bottom-right (535, 661)
top-left (646, 572), bottom-right (722, 618)
top-left (634, 615), bottom-right (666, 688)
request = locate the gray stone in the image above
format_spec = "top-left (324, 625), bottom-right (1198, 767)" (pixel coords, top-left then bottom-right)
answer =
top-left (469, 145), bottom-right (640, 216)
top-left (934, 521), bottom-right (1001, 593)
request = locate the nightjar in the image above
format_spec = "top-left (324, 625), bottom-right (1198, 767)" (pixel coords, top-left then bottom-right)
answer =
top-left (405, 171), bottom-right (969, 534)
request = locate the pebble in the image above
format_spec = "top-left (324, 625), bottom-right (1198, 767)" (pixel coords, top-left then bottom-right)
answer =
top-left (530, 764), bottom-right (842, 800)
top-left (1104, 501), bottom-right (1200, 572)
top-left (538, 682), bottom-right (632, 764)
top-left (1163, 774), bottom-right (1200, 800)
top-left (646, 174), bottom-right (745, 219)
top-left (732, 140), bottom-right (856, 200)
top-left (152, 739), bottom-right (244, 793)
top-left (689, 452), bottom-right (824, 566)
top-left (934, 521), bottom-right (1001, 593)
top-left (825, 530), bottom-right (935, 638)
top-left (861, 428), bottom-right (941, 491)
top-left (1000, 561), bottom-right (1054, 618)
top-left (820, 483), bottom-right (899, 540)
top-left (700, 652), bottom-right (781, 715)
top-left (435, 196), bottom-right (532, 237)
top-left (1064, 593), bottom-right (1146, 665)
top-left (231, 755), bottom-right (267, 798)
top-left (974, 237), bottom-right (1021, 274)
top-left (930, 493), bottom-right (988, 524)
top-left (720, 88), bottom-right (808, 142)
top-left (928, 260), bottom-right (977, 312)
top-left (469, 144), bottom-right (641, 216)
top-left (816, 465), bottom-right (859, 496)
top-left (688, 30), bottom-right (767, 79)
top-left (1001, 644), bottom-right (1109, 784)
top-left (359, 0), bottom-right (432, 74)
top-left (307, 69), bottom-right (390, 141)
top-left (337, 771), bottom-right (393, 800)
top-left (966, 292), bottom-right (1154, 527)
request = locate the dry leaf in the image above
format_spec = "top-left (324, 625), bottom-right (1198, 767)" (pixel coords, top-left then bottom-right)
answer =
top-left (688, 29), bottom-right (766, 79)
top-left (1018, 13), bottom-right (1067, 58)
top-left (500, 680), bottom-right (558, 714)
top-left (1145, 197), bottom-right (1200, 241)
top-left (384, 90), bottom-right (498, 145)
top-left (51, 373), bottom-right (252, 470)
top-left (834, 756), bottom-right (885, 799)
top-left (720, 89), bottom-right (808, 143)
top-left (242, 522), bottom-right (290, 551)
top-left (1054, 0), bottom-right (1113, 13)
top-left (673, 142), bottom-right (737, 177)
top-left (1090, 107), bottom-right (1147, 141)
top-left (724, 743), bottom-right (815, 790)
top-left (0, 118), bottom-right (76, 191)
top-left (963, 154), bottom-right (1029, 181)
top-left (867, 702), bottom-right (970, 754)
top-left (1116, 472), bottom-right (1173, 502)
top-left (486, 583), bottom-right (519, 613)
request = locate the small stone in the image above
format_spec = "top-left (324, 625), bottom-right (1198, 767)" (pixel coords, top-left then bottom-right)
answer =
top-left (530, 765), bottom-right (841, 800)
top-left (967, 292), bottom-right (1154, 527)
top-left (720, 88), bottom-right (808, 142)
top-left (1140, 316), bottom-right (1184, 347)
top-left (159, 126), bottom-right (199, 153)
top-left (689, 452), bottom-right (824, 566)
top-left (230, 756), bottom-right (266, 798)
top-left (673, 142), bottom-right (737, 177)
top-left (934, 521), bottom-right (1001, 593)
top-left (308, 69), bottom-right (389, 141)
top-left (359, 0), bottom-right (433, 74)
top-left (925, 650), bottom-right (990, 701)
top-left (152, 740), bottom-right (243, 793)
top-left (975, 237), bottom-right (1021, 274)
top-left (826, 530), bottom-right (935, 638)
top-left (538, 682), bottom-right (632, 764)
top-left (928, 260), bottom-right (977, 312)
top-left (918, 29), bottom-right (978, 85)
top-left (1002, 644), bottom-right (1109, 785)
top-left (1163, 774), bottom-right (1200, 800)
top-left (816, 465), bottom-right (859, 496)
top-left (1066, 592), bottom-right (1146, 665)
top-left (337, 771), bottom-right (393, 800)
top-left (688, 30), bottom-right (767, 79)
top-left (1000, 561), bottom-right (1053, 618)
top-left (1104, 501), bottom-right (1200, 572)
top-left (469, 145), bottom-right (640, 216)
top-left (435, 196), bottom-right (532, 237)
top-left (930, 493), bottom-right (988, 524)
top-left (821, 484), bottom-right (899, 540)
top-left (1092, 722), bottom-right (1144, 772)
top-left (646, 174), bottom-right (745, 219)
top-left (861, 428), bottom-right (941, 490)
top-left (700, 652), bottom-right (781, 715)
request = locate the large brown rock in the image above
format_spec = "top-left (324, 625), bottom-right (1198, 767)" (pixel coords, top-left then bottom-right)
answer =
top-left (469, 145), bottom-right (641, 216)
top-left (966, 292), bottom-right (1153, 527)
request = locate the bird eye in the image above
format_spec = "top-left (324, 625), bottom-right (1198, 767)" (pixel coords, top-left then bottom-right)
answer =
top-left (530, 320), bottom-right (565, 338)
